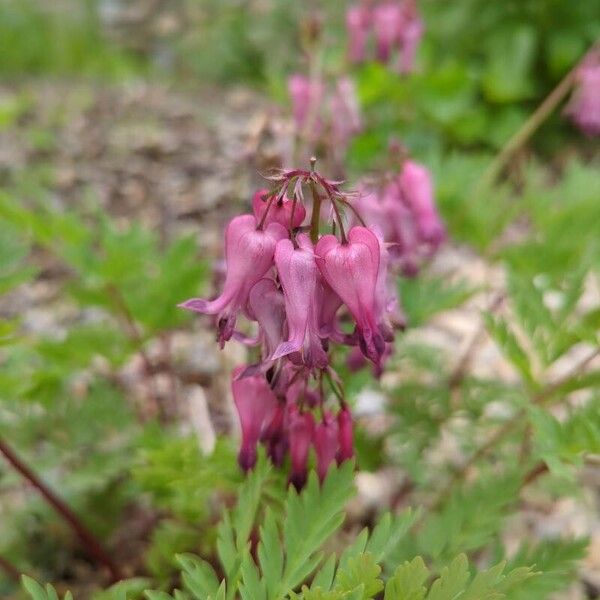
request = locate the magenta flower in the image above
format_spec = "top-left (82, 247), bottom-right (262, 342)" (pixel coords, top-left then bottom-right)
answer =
top-left (272, 234), bottom-right (328, 368)
top-left (336, 407), bottom-right (354, 464)
top-left (313, 413), bottom-right (339, 482)
top-left (247, 278), bottom-right (286, 358)
top-left (565, 50), bottom-right (600, 136)
top-left (316, 227), bottom-right (385, 365)
top-left (179, 214), bottom-right (287, 346)
top-left (398, 160), bottom-right (446, 249)
top-left (288, 74), bottom-right (325, 136)
top-left (252, 188), bottom-right (306, 230)
top-left (261, 402), bottom-right (288, 467)
top-left (288, 407), bottom-right (315, 490)
top-left (346, 5), bottom-right (371, 64)
top-left (373, 2), bottom-right (403, 63)
top-left (397, 1), bottom-right (424, 73)
top-left (231, 367), bottom-right (278, 471)
top-left (331, 77), bottom-right (362, 151)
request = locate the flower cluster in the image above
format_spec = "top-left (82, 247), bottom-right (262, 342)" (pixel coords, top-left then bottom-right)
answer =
top-left (346, 0), bottom-right (424, 73)
top-left (564, 48), bottom-right (600, 137)
top-left (288, 74), bottom-right (362, 159)
top-left (354, 157), bottom-right (446, 277)
top-left (179, 164), bottom-right (408, 487)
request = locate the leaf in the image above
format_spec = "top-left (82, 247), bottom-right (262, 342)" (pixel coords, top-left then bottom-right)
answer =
top-left (335, 553), bottom-right (383, 599)
top-left (257, 509), bottom-right (283, 599)
top-left (484, 314), bottom-right (535, 386)
top-left (426, 554), bottom-right (470, 600)
top-left (384, 556), bottom-right (429, 600)
top-left (177, 554), bottom-right (221, 600)
top-left (278, 462), bottom-right (356, 595)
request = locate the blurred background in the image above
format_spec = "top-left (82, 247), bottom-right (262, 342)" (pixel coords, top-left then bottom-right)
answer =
top-left (1, 0), bottom-right (600, 598)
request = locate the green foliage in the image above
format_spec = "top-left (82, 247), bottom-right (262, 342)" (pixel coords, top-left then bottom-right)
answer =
top-left (0, 0), bottom-right (143, 77)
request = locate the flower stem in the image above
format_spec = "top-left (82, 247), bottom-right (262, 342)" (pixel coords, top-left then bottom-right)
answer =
top-left (0, 553), bottom-right (21, 583)
top-left (330, 198), bottom-right (348, 244)
top-left (477, 65), bottom-right (578, 190)
top-left (0, 436), bottom-right (123, 582)
top-left (309, 181), bottom-right (322, 244)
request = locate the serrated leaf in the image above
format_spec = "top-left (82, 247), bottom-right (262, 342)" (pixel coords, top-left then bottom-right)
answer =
top-left (177, 554), bottom-right (221, 600)
top-left (335, 553), bottom-right (382, 599)
top-left (384, 556), bottom-right (429, 600)
top-left (426, 554), bottom-right (469, 600)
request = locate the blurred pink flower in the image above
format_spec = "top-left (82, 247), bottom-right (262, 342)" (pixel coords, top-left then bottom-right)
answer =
top-left (288, 74), bottom-right (325, 137)
top-left (565, 50), bottom-right (600, 136)
top-left (346, 4), bottom-right (371, 63)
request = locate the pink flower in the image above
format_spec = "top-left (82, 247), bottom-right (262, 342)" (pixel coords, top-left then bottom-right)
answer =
top-left (179, 214), bottom-right (286, 347)
top-left (272, 234), bottom-right (329, 368)
top-left (231, 367), bottom-right (278, 471)
top-left (346, 5), bottom-right (371, 64)
top-left (398, 160), bottom-right (446, 249)
top-left (288, 407), bottom-right (315, 490)
top-left (261, 402), bottom-right (288, 467)
top-left (316, 227), bottom-right (386, 365)
top-left (565, 50), bottom-right (600, 136)
top-left (252, 188), bottom-right (306, 230)
top-left (397, 1), bottom-right (424, 73)
top-left (288, 74), bottom-right (325, 136)
top-left (373, 2), bottom-right (403, 63)
top-left (313, 413), bottom-right (339, 482)
top-left (247, 278), bottom-right (286, 358)
top-left (330, 77), bottom-right (362, 151)
top-left (336, 407), bottom-right (354, 464)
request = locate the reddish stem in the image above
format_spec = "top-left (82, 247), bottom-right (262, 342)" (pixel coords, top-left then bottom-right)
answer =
top-left (0, 437), bottom-right (122, 582)
top-left (0, 553), bottom-right (21, 583)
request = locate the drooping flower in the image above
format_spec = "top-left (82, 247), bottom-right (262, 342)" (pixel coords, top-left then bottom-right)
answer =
top-left (179, 214), bottom-right (287, 347)
top-left (316, 227), bottom-right (386, 365)
top-left (261, 401), bottom-right (288, 467)
top-left (252, 188), bottom-right (306, 230)
top-left (398, 160), bottom-right (446, 249)
top-left (397, 0), bottom-right (424, 73)
top-left (313, 413), bottom-right (339, 482)
top-left (288, 74), bottom-right (325, 137)
top-left (330, 77), bottom-right (363, 151)
top-left (346, 4), bottom-right (371, 63)
top-left (288, 407), bottom-right (315, 490)
top-left (272, 234), bottom-right (329, 368)
top-left (372, 2), bottom-right (403, 63)
top-left (564, 49), bottom-right (600, 137)
top-left (336, 406), bottom-right (354, 464)
top-left (247, 278), bottom-right (287, 358)
top-left (231, 367), bottom-right (278, 471)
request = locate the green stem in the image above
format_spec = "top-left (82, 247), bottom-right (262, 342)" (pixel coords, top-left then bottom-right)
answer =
top-left (309, 182), bottom-right (322, 244)
top-left (330, 198), bottom-right (348, 244)
top-left (477, 65), bottom-right (578, 190)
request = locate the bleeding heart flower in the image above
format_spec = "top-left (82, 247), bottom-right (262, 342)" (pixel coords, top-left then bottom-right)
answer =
top-left (397, 1), bottom-right (424, 74)
top-left (231, 367), bottom-right (278, 471)
top-left (179, 214), bottom-right (286, 347)
top-left (248, 278), bottom-right (287, 358)
top-left (272, 234), bottom-right (328, 368)
top-left (288, 74), bottom-right (325, 136)
top-left (564, 49), bottom-right (600, 137)
top-left (398, 160), bottom-right (446, 248)
top-left (373, 2), bottom-right (403, 63)
top-left (252, 188), bottom-right (306, 230)
top-left (288, 406), bottom-right (315, 490)
top-left (336, 407), bottom-right (354, 464)
top-left (346, 4), bottom-right (371, 63)
top-left (316, 227), bottom-right (385, 365)
top-left (313, 413), bottom-right (339, 482)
